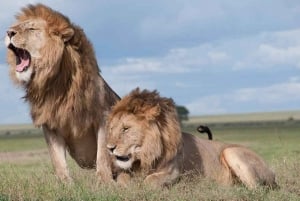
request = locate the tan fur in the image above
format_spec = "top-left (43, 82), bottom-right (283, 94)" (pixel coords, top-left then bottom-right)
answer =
top-left (6, 4), bottom-right (119, 182)
top-left (107, 88), bottom-right (277, 188)
top-left (106, 88), bottom-right (183, 187)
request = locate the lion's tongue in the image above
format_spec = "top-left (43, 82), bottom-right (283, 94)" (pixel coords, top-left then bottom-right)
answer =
top-left (16, 58), bottom-right (29, 72)
top-left (16, 50), bottom-right (30, 72)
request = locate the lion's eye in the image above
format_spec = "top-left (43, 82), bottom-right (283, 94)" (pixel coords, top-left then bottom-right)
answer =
top-left (122, 126), bottom-right (129, 133)
top-left (28, 28), bottom-right (37, 31)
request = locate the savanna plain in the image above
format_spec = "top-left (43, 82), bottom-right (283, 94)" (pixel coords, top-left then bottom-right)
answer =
top-left (0, 111), bottom-right (299, 201)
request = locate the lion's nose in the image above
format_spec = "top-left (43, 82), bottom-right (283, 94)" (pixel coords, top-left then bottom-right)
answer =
top-left (107, 144), bottom-right (116, 153)
top-left (7, 30), bottom-right (16, 39)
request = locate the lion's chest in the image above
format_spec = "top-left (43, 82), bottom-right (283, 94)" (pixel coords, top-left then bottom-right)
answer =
top-left (65, 132), bottom-right (98, 169)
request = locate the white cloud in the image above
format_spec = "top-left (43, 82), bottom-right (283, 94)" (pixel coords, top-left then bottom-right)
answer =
top-left (289, 76), bottom-right (300, 82)
top-left (207, 51), bottom-right (230, 64)
top-left (139, 1), bottom-right (225, 40)
top-left (104, 28), bottom-right (300, 77)
top-left (103, 45), bottom-right (232, 75)
top-left (105, 54), bottom-right (187, 74)
top-left (109, 58), bottom-right (164, 74)
top-left (233, 82), bottom-right (300, 104)
top-left (186, 95), bottom-right (227, 115)
top-left (187, 80), bottom-right (300, 115)
top-left (257, 44), bottom-right (300, 68)
top-left (101, 70), bottom-right (156, 97)
top-left (138, 0), bottom-right (300, 44)
top-left (234, 29), bottom-right (300, 70)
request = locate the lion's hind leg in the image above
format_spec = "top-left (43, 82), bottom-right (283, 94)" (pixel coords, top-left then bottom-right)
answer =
top-left (222, 147), bottom-right (276, 189)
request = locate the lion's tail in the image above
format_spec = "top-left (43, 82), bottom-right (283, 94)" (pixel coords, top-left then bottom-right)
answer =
top-left (197, 125), bottom-right (213, 140)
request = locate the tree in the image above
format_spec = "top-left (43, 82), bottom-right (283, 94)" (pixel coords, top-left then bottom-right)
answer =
top-left (176, 105), bottom-right (189, 123)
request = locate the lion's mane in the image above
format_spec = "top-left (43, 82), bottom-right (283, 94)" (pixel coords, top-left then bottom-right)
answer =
top-left (109, 88), bottom-right (182, 170)
top-left (11, 4), bottom-right (117, 136)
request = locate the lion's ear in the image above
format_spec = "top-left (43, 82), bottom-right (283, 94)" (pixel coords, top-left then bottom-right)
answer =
top-left (145, 104), bottom-right (161, 121)
top-left (61, 27), bottom-right (74, 42)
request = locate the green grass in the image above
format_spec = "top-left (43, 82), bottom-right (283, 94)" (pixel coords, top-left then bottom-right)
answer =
top-left (0, 126), bottom-right (44, 152)
top-left (0, 134), bottom-right (45, 152)
top-left (0, 119), bottom-right (300, 200)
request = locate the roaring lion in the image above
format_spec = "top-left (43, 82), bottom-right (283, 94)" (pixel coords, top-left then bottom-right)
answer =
top-left (5, 4), bottom-right (119, 182)
top-left (106, 88), bottom-right (277, 188)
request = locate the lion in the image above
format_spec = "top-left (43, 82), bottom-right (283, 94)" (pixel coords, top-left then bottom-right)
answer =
top-left (106, 88), bottom-right (183, 187)
top-left (5, 4), bottom-right (119, 182)
top-left (106, 88), bottom-right (277, 189)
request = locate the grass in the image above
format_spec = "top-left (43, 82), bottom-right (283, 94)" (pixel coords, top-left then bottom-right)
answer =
top-left (0, 115), bottom-right (300, 200)
top-left (0, 134), bottom-right (45, 152)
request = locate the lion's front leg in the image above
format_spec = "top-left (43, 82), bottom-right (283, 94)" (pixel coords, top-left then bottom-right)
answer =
top-left (116, 172), bottom-right (131, 187)
top-left (43, 126), bottom-right (72, 182)
top-left (144, 164), bottom-right (181, 188)
top-left (96, 126), bottom-right (114, 183)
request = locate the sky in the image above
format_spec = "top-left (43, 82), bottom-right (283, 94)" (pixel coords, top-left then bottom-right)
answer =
top-left (0, 0), bottom-right (300, 124)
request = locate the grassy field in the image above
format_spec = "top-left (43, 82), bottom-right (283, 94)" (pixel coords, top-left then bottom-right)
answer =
top-left (0, 112), bottom-right (299, 200)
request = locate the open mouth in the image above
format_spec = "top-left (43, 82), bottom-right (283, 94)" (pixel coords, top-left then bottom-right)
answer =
top-left (116, 154), bottom-right (131, 162)
top-left (8, 44), bottom-right (31, 72)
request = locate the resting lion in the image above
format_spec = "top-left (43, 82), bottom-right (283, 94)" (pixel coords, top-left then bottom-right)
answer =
top-left (106, 88), bottom-right (277, 188)
top-left (5, 4), bottom-right (119, 182)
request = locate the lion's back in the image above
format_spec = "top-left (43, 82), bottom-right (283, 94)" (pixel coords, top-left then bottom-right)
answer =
top-left (182, 133), bottom-right (228, 177)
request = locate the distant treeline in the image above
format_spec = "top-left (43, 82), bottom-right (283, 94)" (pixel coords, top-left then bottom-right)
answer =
top-left (0, 128), bottom-right (42, 137)
top-left (184, 119), bottom-right (300, 130)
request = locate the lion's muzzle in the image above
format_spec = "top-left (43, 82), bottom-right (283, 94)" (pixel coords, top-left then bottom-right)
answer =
top-left (7, 30), bottom-right (16, 39)
top-left (107, 144), bottom-right (131, 162)
top-left (107, 144), bottom-right (134, 169)
top-left (107, 144), bottom-right (116, 154)
top-left (115, 154), bottom-right (131, 162)
top-left (8, 44), bottom-right (31, 72)
top-left (6, 28), bottom-right (32, 73)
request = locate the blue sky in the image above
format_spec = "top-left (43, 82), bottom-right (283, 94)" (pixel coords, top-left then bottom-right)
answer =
top-left (0, 0), bottom-right (300, 124)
